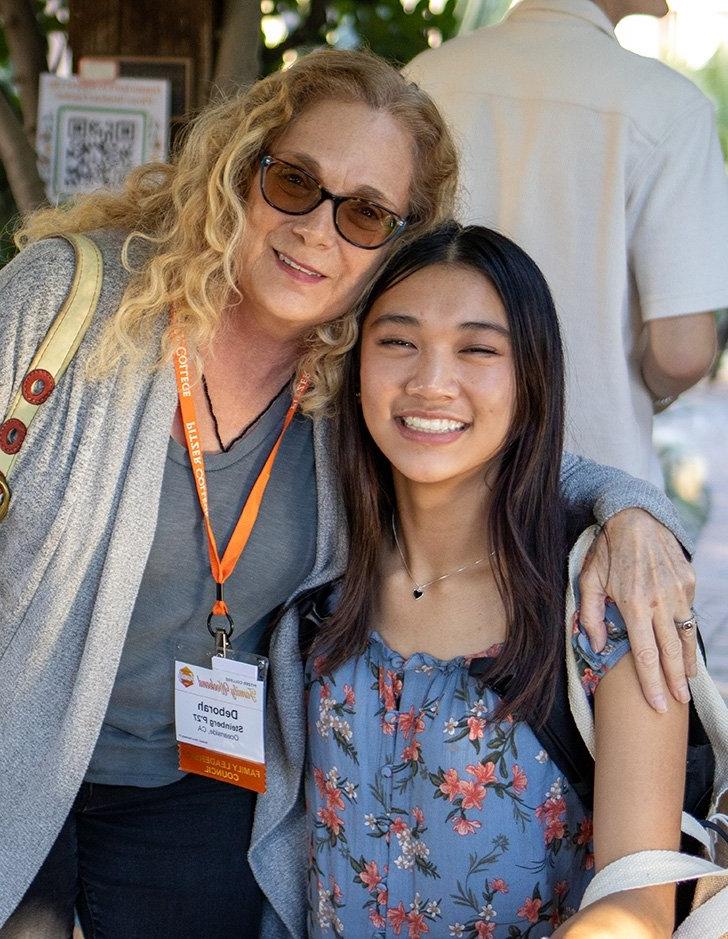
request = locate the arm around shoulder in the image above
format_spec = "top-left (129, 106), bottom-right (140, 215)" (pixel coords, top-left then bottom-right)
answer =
top-left (559, 451), bottom-right (692, 554)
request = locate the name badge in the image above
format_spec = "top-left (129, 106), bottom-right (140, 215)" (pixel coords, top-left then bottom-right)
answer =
top-left (174, 652), bottom-right (267, 792)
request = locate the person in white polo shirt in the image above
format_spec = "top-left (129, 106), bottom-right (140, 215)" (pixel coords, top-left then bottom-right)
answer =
top-left (407, 0), bottom-right (728, 484)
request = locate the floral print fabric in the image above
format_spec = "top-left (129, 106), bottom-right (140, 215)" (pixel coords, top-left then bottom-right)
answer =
top-left (305, 602), bottom-right (630, 938)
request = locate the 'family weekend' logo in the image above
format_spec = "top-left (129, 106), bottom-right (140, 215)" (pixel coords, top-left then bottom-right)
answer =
top-left (178, 665), bottom-right (195, 688)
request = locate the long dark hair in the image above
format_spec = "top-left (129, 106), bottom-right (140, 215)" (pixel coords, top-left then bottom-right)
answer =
top-left (314, 222), bottom-right (568, 725)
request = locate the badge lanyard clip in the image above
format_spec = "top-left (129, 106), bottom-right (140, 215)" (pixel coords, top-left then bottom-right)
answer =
top-left (207, 582), bottom-right (234, 654)
top-left (214, 628), bottom-right (230, 659)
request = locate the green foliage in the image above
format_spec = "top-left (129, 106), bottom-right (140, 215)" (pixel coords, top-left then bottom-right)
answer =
top-left (37, 9), bottom-right (67, 36)
top-left (342, 0), bottom-right (459, 66)
top-left (693, 47), bottom-right (728, 163)
top-left (0, 0), bottom-right (66, 262)
top-left (0, 164), bottom-right (17, 267)
top-left (262, 0), bottom-right (465, 74)
top-left (0, 50), bottom-right (22, 264)
top-left (456, 0), bottom-right (509, 35)
top-left (674, 48), bottom-right (728, 374)
top-left (672, 46), bottom-right (728, 164)
top-left (657, 442), bottom-right (711, 541)
top-left (0, 37), bottom-right (21, 264)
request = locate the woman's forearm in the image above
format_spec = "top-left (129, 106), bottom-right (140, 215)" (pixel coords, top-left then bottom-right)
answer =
top-left (559, 450), bottom-right (692, 553)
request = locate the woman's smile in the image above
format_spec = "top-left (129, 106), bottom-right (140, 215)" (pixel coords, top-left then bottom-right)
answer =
top-left (272, 248), bottom-right (326, 282)
top-left (394, 411), bottom-right (471, 444)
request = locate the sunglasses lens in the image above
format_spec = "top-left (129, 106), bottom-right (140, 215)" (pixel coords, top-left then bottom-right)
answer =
top-left (261, 157), bottom-right (404, 249)
top-left (263, 161), bottom-right (320, 212)
top-left (336, 199), bottom-right (400, 248)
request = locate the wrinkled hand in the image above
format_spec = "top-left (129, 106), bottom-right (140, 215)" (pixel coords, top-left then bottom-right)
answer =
top-left (578, 508), bottom-right (696, 712)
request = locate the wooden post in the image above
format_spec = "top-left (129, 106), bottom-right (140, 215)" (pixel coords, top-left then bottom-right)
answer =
top-left (68, 0), bottom-right (217, 110)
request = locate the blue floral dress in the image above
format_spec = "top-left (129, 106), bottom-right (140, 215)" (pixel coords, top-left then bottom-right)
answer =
top-left (304, 602), bottom-right (630, 938)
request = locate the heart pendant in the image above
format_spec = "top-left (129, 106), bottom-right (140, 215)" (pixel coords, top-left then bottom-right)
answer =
top-left (412, 588), bottom-right (424, 599)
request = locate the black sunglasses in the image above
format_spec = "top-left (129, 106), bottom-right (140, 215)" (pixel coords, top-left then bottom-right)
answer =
top-left (259, 155), bottom-right (408, 250)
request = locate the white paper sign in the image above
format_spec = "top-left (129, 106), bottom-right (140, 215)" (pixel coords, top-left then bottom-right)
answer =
top-left (175, 659), bottom-right (265, 765)
top-left (36, 73), bottom-right (170, 201)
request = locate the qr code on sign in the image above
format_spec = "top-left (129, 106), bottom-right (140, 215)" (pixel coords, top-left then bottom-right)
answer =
top-left (59, 110), bottom-right (146, 193)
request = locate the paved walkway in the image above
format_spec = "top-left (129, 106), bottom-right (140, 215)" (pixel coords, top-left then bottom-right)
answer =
top-left (654, 379), bottom-right (728, 696)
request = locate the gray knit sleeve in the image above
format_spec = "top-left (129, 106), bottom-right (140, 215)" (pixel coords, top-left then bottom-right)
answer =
top-left (559, 451), bottom-right (692, 556)
top-left (0, 237), bottom-right (78, 417)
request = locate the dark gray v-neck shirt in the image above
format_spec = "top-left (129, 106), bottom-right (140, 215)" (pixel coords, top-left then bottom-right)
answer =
top-left (86, 388), bottom-right (317, 786)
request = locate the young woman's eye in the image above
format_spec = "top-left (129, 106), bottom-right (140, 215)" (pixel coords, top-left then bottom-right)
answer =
top-left (379, 338), bottom-right (415, 350)
top-left (462, 346), bottom-right (498, 356)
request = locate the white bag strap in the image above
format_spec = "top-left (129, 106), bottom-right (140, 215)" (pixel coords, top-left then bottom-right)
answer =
top-left (565, 527), bottom-right (728, 936)
top-left (580, 850), bottom-right (728, 934)
top-left (580, 850), bottom-right (728, 903)
top-left (0, 233), bottom-right (102, 521)
top-left (673, 888), bottom-right (728, 939)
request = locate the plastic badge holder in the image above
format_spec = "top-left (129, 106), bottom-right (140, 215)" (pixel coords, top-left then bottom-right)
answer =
top-left (174, 640), bottom-right (269, 792)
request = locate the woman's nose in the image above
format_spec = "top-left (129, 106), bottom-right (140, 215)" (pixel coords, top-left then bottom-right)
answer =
top-left (404, 353), bottom-right (458, 400)
top-left (289, 201), bottom-right (338, 247)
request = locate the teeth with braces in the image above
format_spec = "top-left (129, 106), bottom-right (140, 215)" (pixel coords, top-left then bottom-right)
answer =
top-left (401, 416), bottom-right (467, 433)
top-left (277, 251), bottom-right (321, 277)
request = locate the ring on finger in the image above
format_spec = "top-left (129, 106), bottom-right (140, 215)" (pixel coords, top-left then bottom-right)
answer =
top-left (674, 608), bottom-right (698, 632)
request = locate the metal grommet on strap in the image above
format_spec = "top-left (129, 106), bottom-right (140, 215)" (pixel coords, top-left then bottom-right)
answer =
top-left (0, 472), bottom-right (10, 522)
top-left (22, 368), bottom-right (55, 405)
top-left (0, 419), bottom-right (27, 455)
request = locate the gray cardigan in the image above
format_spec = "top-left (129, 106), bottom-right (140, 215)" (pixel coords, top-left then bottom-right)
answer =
top-left (0, 232), bottom-right (690, 933)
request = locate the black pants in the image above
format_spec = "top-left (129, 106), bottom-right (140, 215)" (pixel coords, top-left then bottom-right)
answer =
top-left (2, 774), bottom-right (264, 939)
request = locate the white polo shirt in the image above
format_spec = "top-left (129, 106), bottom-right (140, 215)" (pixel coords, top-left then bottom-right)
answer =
top-left (407, 0), bottom-right (728, 483)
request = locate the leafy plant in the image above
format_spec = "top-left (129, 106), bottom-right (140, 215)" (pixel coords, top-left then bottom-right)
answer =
top-left (0, 0), bottom-right (67, 262)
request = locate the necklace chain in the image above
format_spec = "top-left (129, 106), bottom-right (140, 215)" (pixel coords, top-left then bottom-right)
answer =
top-left (391, 514), bottom-right (494, 600)
top-left (200, 374), bottom-right (290, 453)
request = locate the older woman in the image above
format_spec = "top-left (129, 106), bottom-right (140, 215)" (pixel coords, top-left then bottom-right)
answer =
top-left (0, 50), bottom-right (693, 938)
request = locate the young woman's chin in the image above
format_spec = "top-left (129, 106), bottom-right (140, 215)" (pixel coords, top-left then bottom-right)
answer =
top-left (388, 450), bottom-right (501, 492)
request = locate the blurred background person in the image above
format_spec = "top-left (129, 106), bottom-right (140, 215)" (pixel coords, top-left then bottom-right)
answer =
top-left (407, 0), bottom-right (728, 485)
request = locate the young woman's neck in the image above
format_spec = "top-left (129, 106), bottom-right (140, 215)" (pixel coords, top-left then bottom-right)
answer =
top-left (392, 471), bottom-right (494, 577)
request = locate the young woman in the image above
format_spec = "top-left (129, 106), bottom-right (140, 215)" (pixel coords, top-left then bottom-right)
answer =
top-left (304, 224), bottom-right (688, 938)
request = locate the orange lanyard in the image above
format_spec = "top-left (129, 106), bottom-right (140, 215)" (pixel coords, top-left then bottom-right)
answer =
top-left (172, 333), bottom-right (309, 637)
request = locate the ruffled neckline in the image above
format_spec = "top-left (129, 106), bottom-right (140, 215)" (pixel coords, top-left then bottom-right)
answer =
top-left (368, 630), bottom-right (504, 673)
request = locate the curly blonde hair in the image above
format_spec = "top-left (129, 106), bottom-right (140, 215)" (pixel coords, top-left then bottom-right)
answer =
top-left (16, 49), bottom-right (458, 414)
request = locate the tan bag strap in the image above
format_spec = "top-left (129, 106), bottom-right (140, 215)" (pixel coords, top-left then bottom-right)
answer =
top-left (0, 233), bottom-right (103, 521)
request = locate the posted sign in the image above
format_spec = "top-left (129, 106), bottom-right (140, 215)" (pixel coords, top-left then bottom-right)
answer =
top-left (36, 73), bottom-right (170, 201)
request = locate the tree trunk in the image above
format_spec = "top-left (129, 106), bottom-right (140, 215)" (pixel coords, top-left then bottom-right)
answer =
top-left (0, 0), bottom-right (48, 142)
top-left (212, 0), bottom-right (261, 99)
top-left (0, 89), bottom-right (47, 215)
